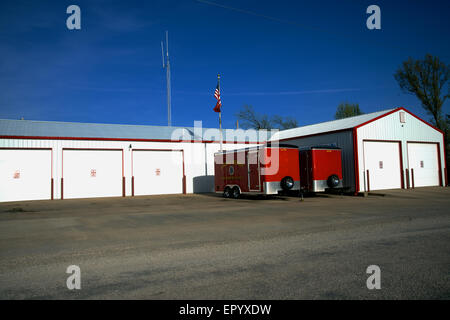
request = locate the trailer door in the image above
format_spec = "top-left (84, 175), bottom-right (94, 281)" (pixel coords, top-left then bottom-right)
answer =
top-left (247, 151), bottom-right (261, 191)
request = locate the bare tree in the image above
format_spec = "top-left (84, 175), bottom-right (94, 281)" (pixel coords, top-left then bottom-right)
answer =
top-left (271, 115), bottom-right (298, 129)
top-left (236, 105), bottom-right (298, 130)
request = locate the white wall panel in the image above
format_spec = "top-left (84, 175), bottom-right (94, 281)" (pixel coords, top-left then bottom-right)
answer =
top-left (0, 149), bottom-right (52, 202)
top-left (63, 149), bottom-right (122, 199)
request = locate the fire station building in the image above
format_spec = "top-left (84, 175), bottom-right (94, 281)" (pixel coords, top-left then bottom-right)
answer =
top-left (0, 107), bottom-right (447, 202)
top-left (270, 107), bottom-right (447, 193)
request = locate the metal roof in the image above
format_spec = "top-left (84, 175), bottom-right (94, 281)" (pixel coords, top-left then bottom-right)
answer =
top-left (270, 108), bottom-right (396, 141)
top-left (0, 118), bottom-right (272, 143)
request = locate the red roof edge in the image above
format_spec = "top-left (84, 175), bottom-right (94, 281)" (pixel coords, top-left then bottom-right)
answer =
top-left (0, 135), bottom-right (262, 144)
top-left (354, 107), bottom-right (444, 134)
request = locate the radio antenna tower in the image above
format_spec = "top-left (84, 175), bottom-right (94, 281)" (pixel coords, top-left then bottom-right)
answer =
top-left (161, 31), bottom-right (172, 126)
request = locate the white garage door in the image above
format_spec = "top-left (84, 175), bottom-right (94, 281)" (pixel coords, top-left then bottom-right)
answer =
top-left (0, 149), bottom-right (52, 202)
top-left (63, 149), bottom-right (123, 199)
top-left (363, 141), bottom-right (402, 191)
top-left (133, 150), bottom-right (184, 196)
top-left (407, 143), bottom-right (440, 187)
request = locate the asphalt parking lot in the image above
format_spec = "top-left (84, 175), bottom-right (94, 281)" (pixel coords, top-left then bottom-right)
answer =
top-left (0, 187), bottom-right (449, 299)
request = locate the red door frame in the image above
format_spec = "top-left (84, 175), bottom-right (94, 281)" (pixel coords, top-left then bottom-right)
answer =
top-left (247, 150), bottom-right (261, 192)
top-left (361, 140), bottom-right (404, 190)
top-left (406, 141), bottom-right (443, 187)
top-left (131, 149), bottom-right (186, 195)
top-left (0, 147), bottom-right (54, 200)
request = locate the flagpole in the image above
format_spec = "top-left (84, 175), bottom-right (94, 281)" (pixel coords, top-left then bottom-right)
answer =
top-left (218, 73), bottom-right (223, 152)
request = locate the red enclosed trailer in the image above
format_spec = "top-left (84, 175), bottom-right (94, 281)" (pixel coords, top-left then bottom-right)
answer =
top-left (214, 144), bottom-right (300, 198)
top-left (299, 146), bottom-right (343, 192)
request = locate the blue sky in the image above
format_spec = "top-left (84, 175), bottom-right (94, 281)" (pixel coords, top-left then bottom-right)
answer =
top-left (0, 0), bottom-right (449, 129)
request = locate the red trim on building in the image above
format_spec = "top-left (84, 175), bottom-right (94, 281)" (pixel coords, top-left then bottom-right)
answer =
top-left (0, 147), bottom-right (54, 199)
top-left (407, 141), bottom-right (443, 187)
top-left (445, 168), bottom-right (448, 187)
top-left (353, 128), bottom-right (360, 194)
top-left (406, 168), bottom-right (410, 189)
top-left (63, 148), bottom-right (124, 151)
top-left (399, 142), bottom-right (405, 189)
top-left (181, 150), bottom-right (187, 194)
top-left (353, 108), bottom-right (400, 130)
top-left (121, 149), bottom-right (124, 178)
top-left (61, 148), bottom-right (125, 199)
top-left (131, 149), bottom-right (187, 195)
top-left (132, 148), bottom-right (184, 152)
top-left (362, 139), bottom-right (404, 189)
top-left (400, 108), bottom-right (444, 134)
top-left (443, 132), bottom-right (448, 186)
top-left (0, 147), bottom-right (52, 150)
top-left (354, 107), bottom-right (444, 134)
top-left (0, 135), bottom-right (260, 144)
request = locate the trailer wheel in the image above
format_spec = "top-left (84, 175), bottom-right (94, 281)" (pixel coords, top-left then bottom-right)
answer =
top-left (327, 174), bottom-right (340, 188)
top-left (231, 186), bottom-right (241, 199)
top-left (280, 176), bottom-right (294, 190)
top-left (223, 187), bottom-right (232, 198)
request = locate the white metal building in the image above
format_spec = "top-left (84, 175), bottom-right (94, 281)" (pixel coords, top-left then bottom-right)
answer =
top-left (270, 107), bottom-right (447, 193)
top-left (0, 119), bottom-right (268, 202)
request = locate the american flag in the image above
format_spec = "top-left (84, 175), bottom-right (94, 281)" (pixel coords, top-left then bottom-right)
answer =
top-left (213, 83), bottom-right (221, 113)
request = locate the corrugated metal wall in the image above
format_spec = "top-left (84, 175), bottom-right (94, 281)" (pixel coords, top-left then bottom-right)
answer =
top-left (281, 130), bottom-right (356, 192)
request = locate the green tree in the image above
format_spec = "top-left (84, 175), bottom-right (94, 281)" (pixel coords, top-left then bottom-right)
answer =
top-left (236, 105), bottom-right (298, 130)
top-left (394, 54), bottom-right (449, 129)
top-left (334, 103), bottom-right (364, 119)
top-left (395, 54), bottom-right (449, 185)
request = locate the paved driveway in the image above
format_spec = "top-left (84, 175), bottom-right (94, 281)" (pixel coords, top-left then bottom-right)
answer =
top-left (0, 188), bottom-right (449, 299)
